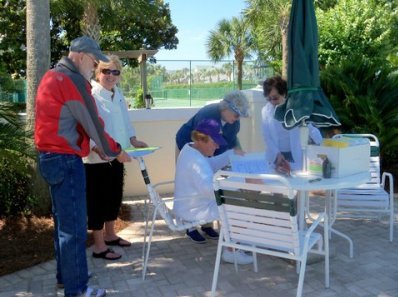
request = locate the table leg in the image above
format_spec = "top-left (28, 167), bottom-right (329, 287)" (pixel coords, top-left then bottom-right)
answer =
top-left (304, 189), bottom-right (354, 258)
top-left (298, 191), bottom-right (308, 231)
top-left (322, 190), bottom-right (354, 258)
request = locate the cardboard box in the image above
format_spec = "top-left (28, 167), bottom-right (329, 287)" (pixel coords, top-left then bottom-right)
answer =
top-left (306, 143), bottom-right (370, 178)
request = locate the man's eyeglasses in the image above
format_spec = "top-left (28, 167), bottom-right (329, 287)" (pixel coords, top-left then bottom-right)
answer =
top-left (84, 53), bottom-right (98, 67)
top-left (101, 69), bottom-right (121, 76)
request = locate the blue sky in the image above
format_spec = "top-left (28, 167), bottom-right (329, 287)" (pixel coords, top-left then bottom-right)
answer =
top-left (155, 0), bottom-right (247, 61)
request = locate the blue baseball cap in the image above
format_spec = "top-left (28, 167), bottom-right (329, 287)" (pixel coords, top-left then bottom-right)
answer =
top-left (70, 36), bottom-right (109, 62)
top-left (195, 119), bottom-right (227, 146)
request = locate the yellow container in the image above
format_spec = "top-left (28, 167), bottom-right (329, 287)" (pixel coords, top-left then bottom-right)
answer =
top-left (322, 138), bottom-right (349, 148)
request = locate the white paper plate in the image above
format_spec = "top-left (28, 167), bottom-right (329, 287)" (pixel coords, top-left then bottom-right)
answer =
top-left (125, 146), bottom-right (160, 157)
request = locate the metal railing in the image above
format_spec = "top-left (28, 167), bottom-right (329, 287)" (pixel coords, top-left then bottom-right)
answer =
top-left (119, 59), bottom-right (273, 108)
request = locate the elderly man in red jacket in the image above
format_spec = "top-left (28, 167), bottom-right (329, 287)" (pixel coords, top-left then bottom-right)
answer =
top-left (35, 36), bottom-right (130, 297)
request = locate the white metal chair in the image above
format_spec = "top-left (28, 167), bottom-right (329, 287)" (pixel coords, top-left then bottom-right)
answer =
top-left (141, 179), bottom-right (215, 280)
top-left (211, 171), bottom-right (329, 297)
top-left (333, 134), bottom-right (394, 242)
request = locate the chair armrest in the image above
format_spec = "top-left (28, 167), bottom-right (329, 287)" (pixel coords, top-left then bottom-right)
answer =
top-left (152, 181), bottom-right (198, 208)
top-left (152, 181), bottom-right (186, 205)
top-left (381, 172), bottom-right (394, 194)
top-left (305, 212), bottom-right (326, 240)
top-left (303, 212), bottom-right (327, 253)
top-left (153, 180), bottom-right (175, 189)
top-left (148, 181), bottom-right (175, 207)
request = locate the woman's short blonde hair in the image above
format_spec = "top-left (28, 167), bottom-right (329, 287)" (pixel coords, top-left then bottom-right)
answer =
top-left (94, 54), bottom-right (122, 80)
top-left (191, 130), bottom-right (210, 143)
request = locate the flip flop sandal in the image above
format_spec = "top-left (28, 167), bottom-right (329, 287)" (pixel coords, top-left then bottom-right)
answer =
top-left (104, 237), bottom-right (131, 247)
top-left (92, 248), bottom-right (121, 260)
top-left (85, 287), bottom-right (106, 297)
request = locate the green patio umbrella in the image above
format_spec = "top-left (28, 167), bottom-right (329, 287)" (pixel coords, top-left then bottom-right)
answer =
top-left (274, 0), bottom-right (340, 129)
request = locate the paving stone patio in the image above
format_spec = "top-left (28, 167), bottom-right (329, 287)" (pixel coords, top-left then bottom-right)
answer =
top-left (1, 196), bottom-right (397, 297)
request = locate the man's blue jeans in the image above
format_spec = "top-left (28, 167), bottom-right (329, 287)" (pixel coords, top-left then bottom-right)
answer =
top-left (39, 153), bottom-right (88, 297)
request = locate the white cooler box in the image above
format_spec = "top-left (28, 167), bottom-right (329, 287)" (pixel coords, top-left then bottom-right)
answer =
top-left (306, 143), bottom-right (370, 178)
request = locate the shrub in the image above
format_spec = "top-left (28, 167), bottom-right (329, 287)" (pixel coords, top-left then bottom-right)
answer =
top-left (0, 155), bottom-right (37, 216)
top-left (320, 58), bottom-right (398, 166)
top-left (133, 88), bottom-right (145, 108)
top-left (0, 102), bottom-right (40, 216)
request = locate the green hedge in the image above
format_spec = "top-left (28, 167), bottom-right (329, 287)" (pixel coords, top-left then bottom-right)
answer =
top-left (0, 156), bottom-right (36, 216)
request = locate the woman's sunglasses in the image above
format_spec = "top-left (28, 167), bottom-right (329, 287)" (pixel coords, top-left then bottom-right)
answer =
top-left (101, 69), bottom-right (121, 76)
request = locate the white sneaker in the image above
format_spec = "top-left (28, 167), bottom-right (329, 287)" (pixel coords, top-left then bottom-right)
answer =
top-left (79, 287), bottom-right (106, 297)
top-left (222, 249), bottom-right (253, 265)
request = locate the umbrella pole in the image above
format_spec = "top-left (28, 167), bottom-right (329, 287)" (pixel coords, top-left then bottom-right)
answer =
top-left (299, 121), bottom-right (309, 172)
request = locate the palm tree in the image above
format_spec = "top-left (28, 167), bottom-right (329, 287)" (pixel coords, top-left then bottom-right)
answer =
top-left (206, 16), bottom-right (254, 90)
top-left (221, 62), bottom-right (233, 82)
top-left (26, 0), bottom-right (50, 136)
top-left (26, 0), bottom-right (51, 211)
top-left (82, 0), bottom-right (101, 41)
top-left (244, 0), bottom-right (291, 78)
top-left (51, 0), bottom-right (102, 41)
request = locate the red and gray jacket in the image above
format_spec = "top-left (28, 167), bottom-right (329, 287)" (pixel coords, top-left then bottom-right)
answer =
top-left (34, 57), bottom-right (121, 157)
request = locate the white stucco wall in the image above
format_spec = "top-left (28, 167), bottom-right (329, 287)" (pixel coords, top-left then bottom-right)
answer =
top-left (124, 86), bottom-right (266, 196)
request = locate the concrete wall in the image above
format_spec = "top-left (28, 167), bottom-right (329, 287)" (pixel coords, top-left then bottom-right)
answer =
top-left (124, 86), bottom-right (266, 196)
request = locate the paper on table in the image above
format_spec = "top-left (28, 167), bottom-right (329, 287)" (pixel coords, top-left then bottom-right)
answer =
top-left (229, 152), bottom-right (271, 174)
top-left (125, 146), bottom-right (160, 157)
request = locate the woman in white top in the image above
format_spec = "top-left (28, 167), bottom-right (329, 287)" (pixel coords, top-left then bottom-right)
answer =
top-left (84, 55), bottom-right (147, 260)
top-left (174, 120), bottom-right (232, 224)
top-left (173, 119), bottom-right (253, 265)
top-left (261, 76), bottom-right (322, 172)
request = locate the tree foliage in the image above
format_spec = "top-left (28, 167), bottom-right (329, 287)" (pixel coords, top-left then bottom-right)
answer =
top-left (245, 0), bottom-right (398, 74)
top-left (314, 0), bottom-right (338, 11)
top-left (317, 0), bottom-right (398, 67)
top-left (100, 1), bottom-right (178, 49)
top-left (244, 0), bottom-right (290, 76)
top-left (50, 0), bottom-right (178, 67)
top-left (206, 16), bottom-right (254, 90)
top-left (0, 0), bottom-right (27, 78)
top-left (0, 0), bottom-right (179, 76)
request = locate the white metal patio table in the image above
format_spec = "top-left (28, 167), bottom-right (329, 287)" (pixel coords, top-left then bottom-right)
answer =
top-left (225, 169), bottom-right (370, 258)
top-left (286, 171), bottom-right (370, 258)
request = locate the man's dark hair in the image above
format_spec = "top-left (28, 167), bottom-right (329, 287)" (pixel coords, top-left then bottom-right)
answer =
top-left (262, 76), bottom-right (287, 97)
